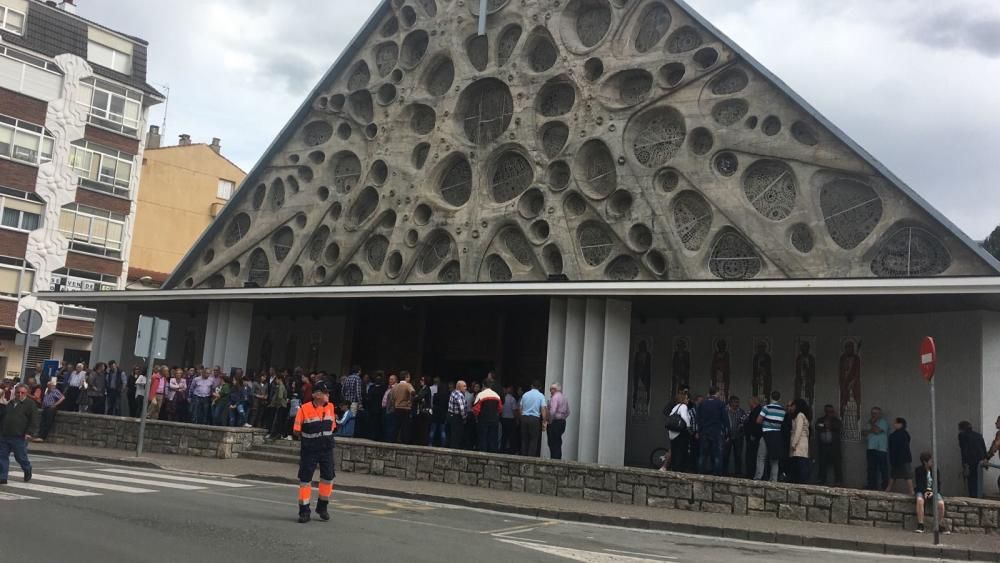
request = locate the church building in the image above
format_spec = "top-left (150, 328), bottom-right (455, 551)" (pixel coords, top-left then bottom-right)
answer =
top-left (40, 0), bottom-right (1000, 495)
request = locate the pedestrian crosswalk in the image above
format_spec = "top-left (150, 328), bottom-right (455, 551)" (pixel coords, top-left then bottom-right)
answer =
top-left (0, 465), bottom-right (253, 501)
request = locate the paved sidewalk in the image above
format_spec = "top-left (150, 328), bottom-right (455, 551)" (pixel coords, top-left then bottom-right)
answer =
top-left (30, 443), bottom-right (1000, 561)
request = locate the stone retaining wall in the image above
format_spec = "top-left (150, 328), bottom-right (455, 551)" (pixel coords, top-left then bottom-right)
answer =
top-left (333, 438), bottom-right (1000, 535)
top-left (47, 412), bottom-right (266, 459)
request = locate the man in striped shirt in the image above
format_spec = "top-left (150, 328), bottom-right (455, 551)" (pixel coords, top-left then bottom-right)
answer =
top-left (755, 390), bottom-right (786, 481)
top-left (448, 381), bottom-right (469, 450)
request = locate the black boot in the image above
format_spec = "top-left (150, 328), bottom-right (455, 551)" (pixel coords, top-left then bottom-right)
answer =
top-left (316, 499), bottom-right (330, 521)
top-left (23, 468), bottom-right (31, 483)
top-left (298, 506), bottom-right (311, 524)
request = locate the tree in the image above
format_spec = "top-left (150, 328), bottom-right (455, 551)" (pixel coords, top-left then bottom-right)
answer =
top-left (983, 225), bottom-right (1000, 261)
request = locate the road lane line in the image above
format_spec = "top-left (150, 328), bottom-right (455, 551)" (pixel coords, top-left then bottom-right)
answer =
top-left (496, 538), bottom-right (661, 562)
top-left (484, 520), bottom-right (559, 535)
top-left (10, 471), bottom-right (156, 494)
top-left (604, 549), bottom-right (677, 561)
top-left (93, 467), bottom-right (252, 488)
top-left (51, 470), bottom-right (206, 490)
top-left (2, 481), bottom-right (101, 497)
top-left (0, 491), bottom-right (38, 500)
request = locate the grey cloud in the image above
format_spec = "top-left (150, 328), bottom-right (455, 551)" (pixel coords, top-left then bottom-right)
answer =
top-left (906, 8), bottom-right (1000, 57)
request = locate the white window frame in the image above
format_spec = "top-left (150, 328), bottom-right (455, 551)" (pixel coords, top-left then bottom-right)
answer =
top-left (0, 206), bottom-right (39, 232)
top-left (217, 179), bottom-right (235, 201)
top-left (0, 5), bottom-right (26, 35)
top-left (0, 256), bottom-right (33, 298)
top-left (0, 114), bottom-right (54, 166)
top-left (87, 40), bottom-right (131, 75)
top-left (58, 204), bottom-right (126, 259)
top-left (0, 44), bottom-right (62, 73)
top-left (69, 140), bottom-right (134, 198)
top-left (77, 78), bottom-right (143, 137)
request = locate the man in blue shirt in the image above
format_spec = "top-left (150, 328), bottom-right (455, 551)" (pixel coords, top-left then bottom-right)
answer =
top-left (519, 380), bottom-right (548, 457)
top-left (696, 386), bottom-right (730, 476)
top-left (863, 406), bottom-right (890, 490)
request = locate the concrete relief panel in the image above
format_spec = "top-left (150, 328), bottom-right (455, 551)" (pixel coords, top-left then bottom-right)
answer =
top-left (170, 0), bottom-right (996, 289)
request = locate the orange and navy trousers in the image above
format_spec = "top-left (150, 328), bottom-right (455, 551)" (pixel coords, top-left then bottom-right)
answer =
top-left (297, 445), bottom-right (335, 511)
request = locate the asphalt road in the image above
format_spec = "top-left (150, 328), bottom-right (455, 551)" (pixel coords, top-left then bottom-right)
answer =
top-left (0, 456), bottom-right (960, 563)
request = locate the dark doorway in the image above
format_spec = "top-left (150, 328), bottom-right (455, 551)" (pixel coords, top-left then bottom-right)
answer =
top-left (63, 348), bottom-right (91, 367)
top-left (349, 296), bottom-right (548, 389)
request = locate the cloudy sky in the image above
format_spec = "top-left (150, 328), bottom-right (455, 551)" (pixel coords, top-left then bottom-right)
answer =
top-left (78, 0), bottom-right (1000, 239)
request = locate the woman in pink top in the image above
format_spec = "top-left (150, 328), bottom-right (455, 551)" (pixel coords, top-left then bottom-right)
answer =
top-left (147, 366), bottom-right (168, 419)
top-left (164, 368), bottom-right (188, 421)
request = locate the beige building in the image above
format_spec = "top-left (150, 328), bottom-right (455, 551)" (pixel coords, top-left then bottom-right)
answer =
top-left (127, 129), bottom-right (245, 286)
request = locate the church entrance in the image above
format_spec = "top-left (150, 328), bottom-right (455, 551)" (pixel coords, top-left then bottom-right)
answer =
top-left (349, 296), bottom-right (548, 389)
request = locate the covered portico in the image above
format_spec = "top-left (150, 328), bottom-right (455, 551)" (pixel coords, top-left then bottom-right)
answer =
top-left (37, 277), bottom-right (1000, 496)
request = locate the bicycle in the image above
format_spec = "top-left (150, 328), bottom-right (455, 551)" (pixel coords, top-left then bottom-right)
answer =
top-left (649, 445), bottom-right (669, 470)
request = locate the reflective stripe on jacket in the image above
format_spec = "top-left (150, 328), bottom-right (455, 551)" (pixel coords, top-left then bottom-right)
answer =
top-left (293, 401), bottom-right (337, 445)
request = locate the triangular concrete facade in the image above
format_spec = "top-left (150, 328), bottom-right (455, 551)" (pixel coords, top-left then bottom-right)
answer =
top-left (164, 0), bottom-right (998, 289)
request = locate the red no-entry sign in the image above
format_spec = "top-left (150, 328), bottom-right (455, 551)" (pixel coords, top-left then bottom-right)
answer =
top-left (920, 336), bottom-right (937, 381)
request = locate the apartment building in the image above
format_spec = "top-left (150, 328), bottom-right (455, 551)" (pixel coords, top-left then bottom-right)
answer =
top-left (0, 0), bottom-right (161, 374)
top-left (127, 129), bottom-right (246, 287)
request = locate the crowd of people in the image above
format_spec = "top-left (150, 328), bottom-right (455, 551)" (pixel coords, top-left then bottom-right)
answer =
top-left (656, 385), bottom-right (1000, 532)
top-left (1, 362), bottom-right (574, 459)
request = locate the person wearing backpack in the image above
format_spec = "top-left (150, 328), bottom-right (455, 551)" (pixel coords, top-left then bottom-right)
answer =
top-left (663, 388), bottom-right (692, 473)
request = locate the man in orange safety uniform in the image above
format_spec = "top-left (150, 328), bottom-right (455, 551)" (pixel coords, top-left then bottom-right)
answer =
top-left (293, 380), bottom-right (337, 523)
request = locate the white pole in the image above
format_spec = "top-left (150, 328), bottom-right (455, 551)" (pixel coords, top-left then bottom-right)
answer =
top-left (136, 319), bottom-right (159, 457)
top-left (930, 377), bottom-right (940, 545)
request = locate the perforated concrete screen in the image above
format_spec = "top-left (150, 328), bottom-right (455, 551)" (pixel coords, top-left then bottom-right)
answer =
top-left (166, 0), bottom-right (996, 289)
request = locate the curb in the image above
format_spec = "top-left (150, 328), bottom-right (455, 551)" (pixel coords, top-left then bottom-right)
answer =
top-left (35, 449), bottom-right (997, 562)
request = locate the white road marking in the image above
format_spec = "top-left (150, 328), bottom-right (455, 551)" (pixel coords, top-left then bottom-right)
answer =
top-left (0, 491), bottom-right (38, 500)
top-left (604, 549), bottom-right (677, 561)
top-left (10, 470), bottom-right (156, 494)
top-left (2, 481), bottom-right (101, 497)
top-left (51, 470), bottom-right (206, 490)
top-left (496, 538), bottom-right (662, 562)
top-left (94, 467), bottom-right (252, 488)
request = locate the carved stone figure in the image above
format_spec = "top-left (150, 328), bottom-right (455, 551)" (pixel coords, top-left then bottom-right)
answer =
top-left (794, 339), bottom-right (816, 406)
top-left (838, 339), bottom-right (862, 419)
top-left (751, 339), bottom-right (771, 399)
top-left (671, 337), bottom-right (690, 396)
top-left (711, 338), bottom-right (730, 399)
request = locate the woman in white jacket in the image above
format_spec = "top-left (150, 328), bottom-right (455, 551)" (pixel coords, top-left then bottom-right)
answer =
top-left (665, 388), bottom-right (692, 472)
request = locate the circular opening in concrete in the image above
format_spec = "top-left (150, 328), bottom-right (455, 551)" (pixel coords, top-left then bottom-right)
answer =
top-left (414, 203), bottom-right (432, 225)
top-left (584, 57), bottom-right (604, 81)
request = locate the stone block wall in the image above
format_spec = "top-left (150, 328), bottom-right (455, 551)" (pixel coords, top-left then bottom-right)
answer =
top-left (334, 438), bottom-right (1000, 535)
top-left (47, 411), bottom-right (266, 459)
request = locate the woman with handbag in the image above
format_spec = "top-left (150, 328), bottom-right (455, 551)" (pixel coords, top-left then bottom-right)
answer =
top-left (662, 388), bottom-right (692, 473)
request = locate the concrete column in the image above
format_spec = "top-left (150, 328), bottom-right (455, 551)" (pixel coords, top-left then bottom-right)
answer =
top-left (560, 297), bottom-right (586, 461)
top-left (91, 303), bottom-right (127, 364)
top-left (598, 298), bottom-right (632, 466)
top-left (202, 302), bottom-right (253, 372)
top-left (577, 298), bottom-right (606, 463)
top-left (981, 311), bottom-right (1000, 496)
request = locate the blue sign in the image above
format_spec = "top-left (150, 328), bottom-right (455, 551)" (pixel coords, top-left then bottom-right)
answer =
top-left (42, 360), bottom-right (59, 381)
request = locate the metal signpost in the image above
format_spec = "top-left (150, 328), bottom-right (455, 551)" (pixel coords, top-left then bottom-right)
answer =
top-left (478, 0), bottom-right (488, 35)
top-left (16, 309), bottom-right (43, 383)
top-left (919, 336), bottom-right (940, 545)
top-left (135, 315), bottom-right (169, 457)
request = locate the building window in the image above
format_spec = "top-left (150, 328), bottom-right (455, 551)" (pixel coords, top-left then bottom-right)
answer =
top-left (0, 4), bottom-right (26, 35)
top-left (87, 40), bottom-right (131, 75)
top-left (0, 114), bottom-right (54, 166)
top-left (58, 204), bottom-right (126, 259)
top-left (217, 179), bottom-right (235, 200)
top-left (69, 140), bottom-right (134, 197)
top-left (0, 186), bottom-right (42, 232)
top-left (78, 78), bottom-right (143, 137)
top-left (0, 255), bottom-right (34, 297)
